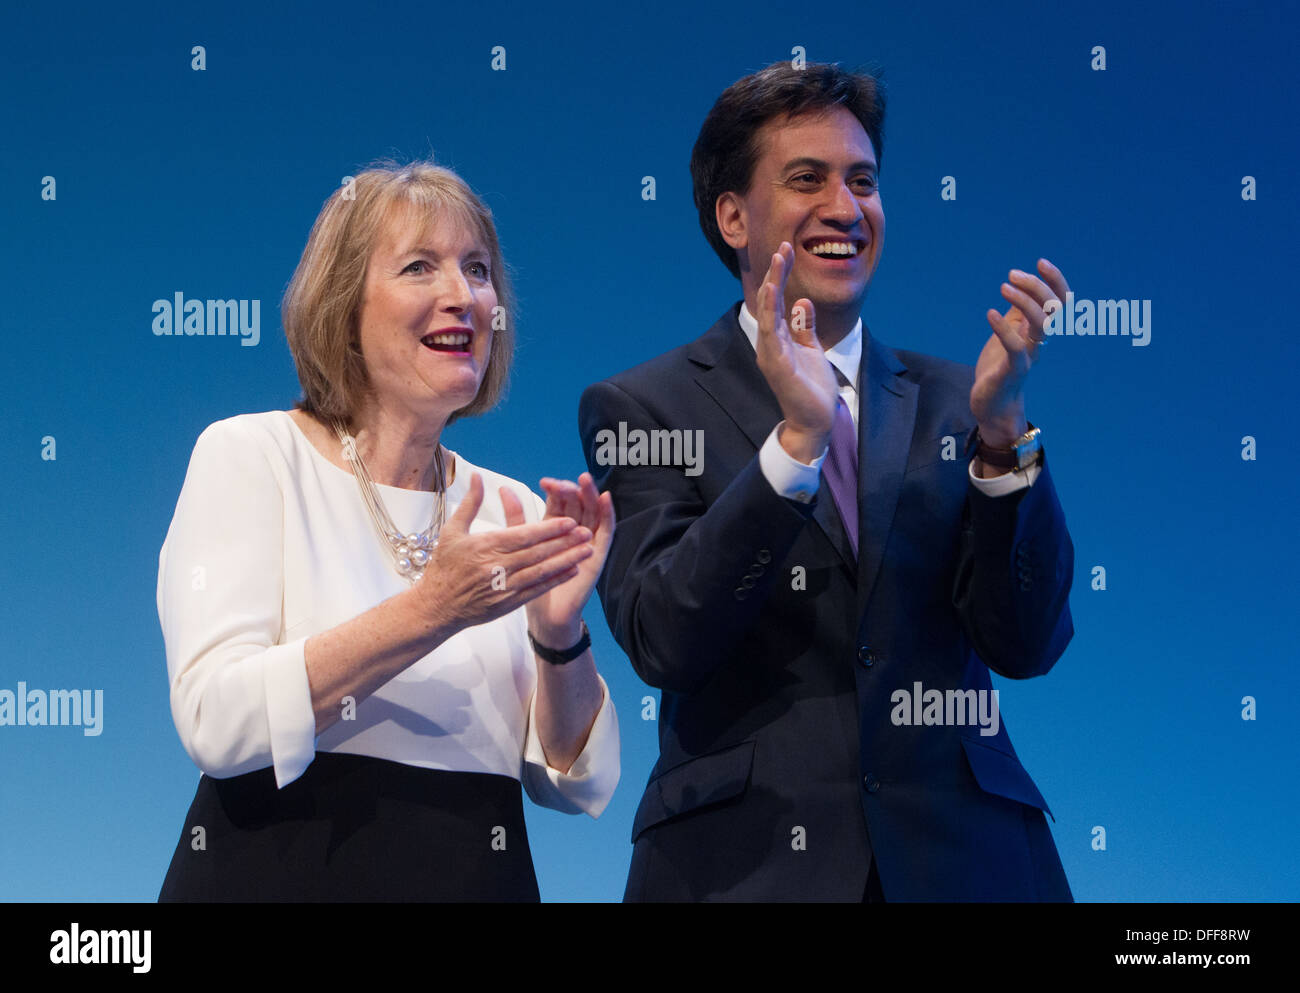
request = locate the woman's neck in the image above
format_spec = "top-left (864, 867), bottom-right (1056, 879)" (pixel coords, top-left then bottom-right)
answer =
top-left (338, 400), bottom-right (452, 491)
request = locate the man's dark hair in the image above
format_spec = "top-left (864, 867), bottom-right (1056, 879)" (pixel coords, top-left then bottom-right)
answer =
top-left (690, 61), bottom-right (887, 279)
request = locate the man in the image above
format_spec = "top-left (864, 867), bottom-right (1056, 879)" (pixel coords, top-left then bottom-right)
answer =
top-left (579, 62), bottom-right (1074, 901)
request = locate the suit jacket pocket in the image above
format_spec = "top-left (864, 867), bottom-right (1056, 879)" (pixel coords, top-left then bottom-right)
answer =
top-left (630, 740), bottom-right (756, 843)
top-left (960, 735), bottom-right (1054, 821)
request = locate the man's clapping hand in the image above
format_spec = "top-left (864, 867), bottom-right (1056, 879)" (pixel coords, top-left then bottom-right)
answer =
top-left (972, 257), bottom-right (1072, 448)
top-left (754, 242), bottom-right (840, 465)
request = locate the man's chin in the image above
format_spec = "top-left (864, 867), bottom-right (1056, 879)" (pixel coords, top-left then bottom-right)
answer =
top-left (803, 287), bottom-right (867, 321)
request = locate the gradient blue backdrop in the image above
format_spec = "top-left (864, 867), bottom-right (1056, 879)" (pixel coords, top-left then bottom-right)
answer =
top-left (2, 0), bottom-right (1296, 901)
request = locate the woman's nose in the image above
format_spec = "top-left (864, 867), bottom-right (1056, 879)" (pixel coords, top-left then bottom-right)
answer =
top-left (436, 269), bottom-right (473, 312)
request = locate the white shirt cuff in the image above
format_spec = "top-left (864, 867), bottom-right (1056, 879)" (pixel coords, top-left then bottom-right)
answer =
top-left (759, 422), bottom-right (825, 505)
top-left (262, 636), bottom-right (317, 788)
top-left (523, 675), bottom-right (620, 818)
top-left (968, 457), bottom-right (1041, 496)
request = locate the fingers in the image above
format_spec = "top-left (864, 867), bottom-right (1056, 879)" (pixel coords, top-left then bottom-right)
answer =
top-left (541, 473), bottom-right (606, 533)
top-left (1036, 257), bottom-right (1071, 301)
top-left (572, 472), bottom-right (604, 532)
top-left (1007, 259), bottom-right (1072, 344)
top-left (771, 242), bottom-right (792, 320)
top-left (500, 520), bottom-right (592, 571)
top-left (755, 269), bottom-right (776, 355)
top-left (1000, 270), bottom-right (1055, 353)
top-left (757, 243), bottom-right (795, 350)
top-left (499, 486), bottom-right (526, 528)
top-left (444, 472), bottom-right (484, 536)
top-left (789, 297), bottom-right (818, 349)
top-left (539, 477), bottom-right (582, 525)
top-left (506, 541), bottom-right (593, 596)
top-left (422, 476), bottom-right (599, 630)
top-left (1007, 266), bottom-right (1053, 304)
top-left (512, 564), bottom-right (582, 605)
top-left (490, 515), bottom-right (581, 554)
top-left (1000, 277), bottom-right (1047, 332)
top-left (592, 490), bottom-right (616, 556)
top-left (578, 473), bottom-right (603, 529)
top-left (550, 474), bottom-right (615, 554)
top-left (759, 244), bottom-right (790, 316)
top-left (985, 308), bottom-right (1029, 358)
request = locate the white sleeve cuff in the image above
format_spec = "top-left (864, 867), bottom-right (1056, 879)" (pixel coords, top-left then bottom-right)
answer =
top-left (522, 675), bottom-right (620, 818)
top-left (262, 636), bottom-right (317, 788)
top-left (759, 422), bottom-right (825, 504)
top-left (968, 457), bottom-right (1041, 496)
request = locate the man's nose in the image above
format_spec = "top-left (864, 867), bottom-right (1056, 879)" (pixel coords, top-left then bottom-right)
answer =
top-left (822, 179), bottom-right (864, 225)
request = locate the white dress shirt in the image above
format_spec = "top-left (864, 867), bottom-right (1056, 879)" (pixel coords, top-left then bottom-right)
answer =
top-left (157, 410), bottom-right (619, 817)
top-left (736, 303), bottom-right (1041, 502)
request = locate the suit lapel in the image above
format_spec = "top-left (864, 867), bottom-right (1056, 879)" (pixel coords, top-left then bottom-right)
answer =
top-left (855, 330), bottom-right (918, 613)
top-left (690, 309), bottom-right (783, 453)
top-left (691, 306), bottom-right (856, 573)
top-left (688, 306), bottom-right (919, 617)
top-left (811, 470), bottom-right (857, 573)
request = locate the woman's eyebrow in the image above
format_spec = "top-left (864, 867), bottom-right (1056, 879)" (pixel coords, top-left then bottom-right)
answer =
top-left (400, 244), bottom-right (489, 258)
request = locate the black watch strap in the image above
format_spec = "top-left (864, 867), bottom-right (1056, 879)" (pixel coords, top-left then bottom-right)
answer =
top-left (528, 620), bottom-right (591, 665)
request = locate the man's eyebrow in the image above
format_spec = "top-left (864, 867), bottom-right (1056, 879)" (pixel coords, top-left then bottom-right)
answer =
top-left (781, 156), bottom-right (877, 174)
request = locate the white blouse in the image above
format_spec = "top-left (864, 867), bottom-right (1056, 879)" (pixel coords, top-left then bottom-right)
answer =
top-left (156, 410), bottom-right (619, 817)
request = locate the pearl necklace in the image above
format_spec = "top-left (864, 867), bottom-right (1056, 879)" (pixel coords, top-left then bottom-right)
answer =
top-left (331, 419), bottom-right (446, 584)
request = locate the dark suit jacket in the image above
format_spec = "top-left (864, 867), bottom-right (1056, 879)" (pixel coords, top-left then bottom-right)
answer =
top-left (579, 303), bottom-right (1074, 901)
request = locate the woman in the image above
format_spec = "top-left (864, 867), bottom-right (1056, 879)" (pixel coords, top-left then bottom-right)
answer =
top-left (156, 160), bottom-right (619, 901)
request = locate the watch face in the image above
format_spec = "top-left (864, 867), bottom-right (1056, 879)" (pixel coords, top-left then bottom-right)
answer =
top-left (1014, 432), bottom-right (1043, 470)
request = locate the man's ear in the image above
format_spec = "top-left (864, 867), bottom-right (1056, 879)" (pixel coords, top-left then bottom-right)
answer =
top-left (716, 192), bottom-right (747, 254)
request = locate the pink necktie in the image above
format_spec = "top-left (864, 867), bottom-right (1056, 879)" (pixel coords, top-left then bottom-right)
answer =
top-left (822, 386), bottom-right (859, 557)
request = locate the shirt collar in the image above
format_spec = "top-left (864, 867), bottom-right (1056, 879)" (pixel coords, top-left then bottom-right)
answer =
top-left (737, 302), bottom-right (863, 390)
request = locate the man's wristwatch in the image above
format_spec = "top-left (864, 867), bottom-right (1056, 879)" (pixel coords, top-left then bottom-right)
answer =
top-left (527, 620), bottom-right (591, 665)
top-left (976, 423), bottom-right (1043, 472)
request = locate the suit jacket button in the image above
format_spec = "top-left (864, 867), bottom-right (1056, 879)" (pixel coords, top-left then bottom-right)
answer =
top-left (863, 774), bottom-right (880, 793)
top-left (740, 575), bottom-right (756, 589)
top-left (734, 587), bottom-right (748, 600)
top-left (756, 549), bottom-right (772, 564)
top-left (857, 645), bottom-right (877, 666)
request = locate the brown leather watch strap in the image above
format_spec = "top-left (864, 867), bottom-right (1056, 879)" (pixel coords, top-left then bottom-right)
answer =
top-left (976, 423), bottom-right (1041, 470)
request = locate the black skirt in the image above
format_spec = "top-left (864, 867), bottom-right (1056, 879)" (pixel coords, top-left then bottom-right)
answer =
top-left (158, 752), bottom-right (539, 902)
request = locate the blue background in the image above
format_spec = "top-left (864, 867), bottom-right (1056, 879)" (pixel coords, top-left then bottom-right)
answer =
top-left (1, 0), bottom-right (1296, 901)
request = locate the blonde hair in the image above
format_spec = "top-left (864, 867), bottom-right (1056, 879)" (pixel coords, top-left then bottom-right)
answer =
top-left (281, 159), bottom-right (515, 426)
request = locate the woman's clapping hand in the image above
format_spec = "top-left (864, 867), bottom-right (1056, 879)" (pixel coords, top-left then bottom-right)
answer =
top-left (410, 472), bottom-right (596, 638)
top-left (521, 472), bottom-right (615, 645)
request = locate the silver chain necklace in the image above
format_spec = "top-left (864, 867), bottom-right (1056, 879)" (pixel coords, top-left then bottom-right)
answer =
top-left (331, 418), bottom-right (446, 584)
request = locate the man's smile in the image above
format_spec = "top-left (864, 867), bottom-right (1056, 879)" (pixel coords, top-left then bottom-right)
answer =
top-left (803, 236), bottom-right (866, 258)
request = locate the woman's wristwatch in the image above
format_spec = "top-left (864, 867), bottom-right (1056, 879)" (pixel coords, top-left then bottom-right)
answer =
top-left (975, 423), bottom-right (1043, 473)
top-left (527, 620), bottom-right (591, 665)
